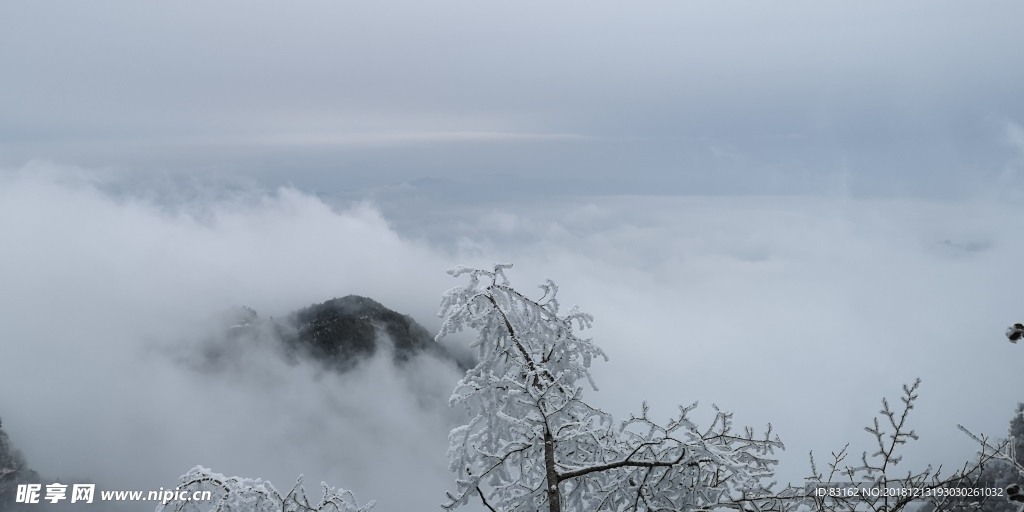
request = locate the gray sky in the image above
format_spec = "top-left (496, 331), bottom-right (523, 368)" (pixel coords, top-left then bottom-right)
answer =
top-left (2, 2), bottom-right (1024, 511)
top-left (3, 1), bottom-right (1024, 198)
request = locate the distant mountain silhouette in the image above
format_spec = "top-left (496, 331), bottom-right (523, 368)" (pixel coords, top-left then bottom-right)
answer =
top-left (211, 296), bottom-right (471, 373)
top-left (284, 295), bottom-right (462, 370)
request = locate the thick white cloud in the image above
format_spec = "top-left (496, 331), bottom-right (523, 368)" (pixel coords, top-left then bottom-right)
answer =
top-left (3, 3), bottom-right (1023, 508)
top-left (2, 166), bottom-right (1021, 509)
top-left (0, 167), bottom-right (469, 511)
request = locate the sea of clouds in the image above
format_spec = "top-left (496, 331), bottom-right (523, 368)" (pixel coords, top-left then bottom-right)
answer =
top-left (1, 164), bottom-right (1023, 511)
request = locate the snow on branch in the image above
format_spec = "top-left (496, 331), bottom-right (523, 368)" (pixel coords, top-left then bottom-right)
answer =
top-left (1007, 323), bottom-right (1023, 344)
top-left (768, 379), bottom-right (1024, 512)
top-left (155, 466), bottom-right (374, 512)
top-left (437, 264), bottom-right (784, 512)
top-left (437, 265), bottom-right (1022, 512)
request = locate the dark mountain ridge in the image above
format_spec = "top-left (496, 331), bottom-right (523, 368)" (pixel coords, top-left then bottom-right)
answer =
top-left (286, 294), bottom-right (459, 370)
top-left (211, 295), bottom-right (471, 373)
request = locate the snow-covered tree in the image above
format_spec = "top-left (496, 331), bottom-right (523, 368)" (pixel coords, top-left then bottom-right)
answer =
top-left (1007, 323), bottom-right (1023, 344)
top-left (0, 417), bottom-right (40, 512)
top-left (155, 466), bottom-right (374, 512)
top-left (435, 264), bottom-right (1023, 512)
top-left (436, 264), bottom-right (784, 512)
top-left (751, 380), bottom-right (1024, 512)
top-left (785, 379), bottom-right (1022, 512)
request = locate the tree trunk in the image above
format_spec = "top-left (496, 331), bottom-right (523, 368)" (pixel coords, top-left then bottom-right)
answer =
top-left (544, 428), bottom-right (561, 512)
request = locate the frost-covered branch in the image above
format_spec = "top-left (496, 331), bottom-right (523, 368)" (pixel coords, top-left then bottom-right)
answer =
top-left (437, 265), bottom-right (1023, 512)
top-left (1008, 323), bottom-right (1023, 344)
top-left (761, 380), bottom-right (1024, 512)
top-left (155, 466), bottom-right (374, 512)
top-left (438, 264), bottom-right (785, 512)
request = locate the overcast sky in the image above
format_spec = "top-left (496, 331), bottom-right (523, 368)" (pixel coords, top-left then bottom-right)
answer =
top-left (2, 2), bottom-right (1024, 511)
top-left (3, 1), bottom-right (1024, 199)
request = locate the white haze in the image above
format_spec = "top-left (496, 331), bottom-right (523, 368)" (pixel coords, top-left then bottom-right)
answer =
top-left (2, 1), bottom-right (1023, 510)
top-left (0, 167), bottom-right (468, 511)
top-left (1, 166), bottom-right (1023, 511)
